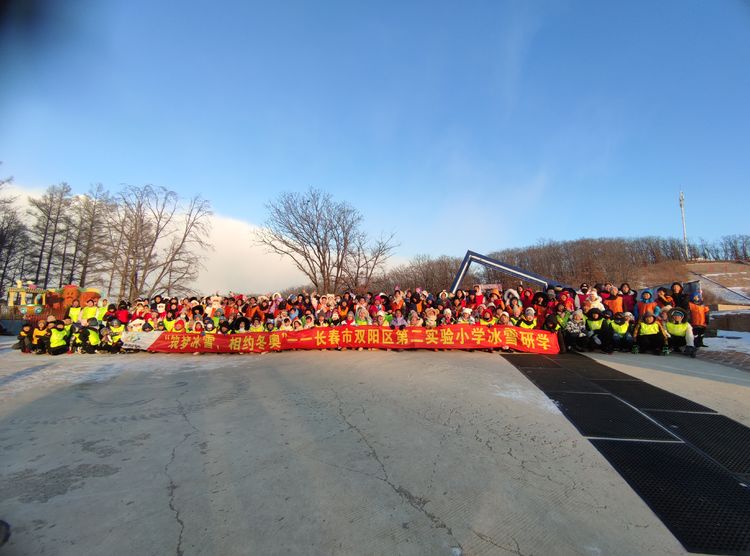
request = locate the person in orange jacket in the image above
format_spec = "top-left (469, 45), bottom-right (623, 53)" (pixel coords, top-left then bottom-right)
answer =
top-left (688, 293), bottom-right (710, 347)
top-left (635, 290), bottom-right (659, 319)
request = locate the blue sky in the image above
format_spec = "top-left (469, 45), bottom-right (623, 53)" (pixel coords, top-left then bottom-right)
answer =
top-left (1, 0), bottom-right (749, 263)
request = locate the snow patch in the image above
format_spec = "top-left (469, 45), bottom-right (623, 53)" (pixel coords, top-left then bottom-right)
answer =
top-left (703, 330), bottom-right (750, 356)
top-left (491, 383), bottom-right (559, 413)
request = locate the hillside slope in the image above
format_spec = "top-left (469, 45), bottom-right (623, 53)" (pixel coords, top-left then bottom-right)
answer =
top-left (632, 261), bottom-right (750, 305)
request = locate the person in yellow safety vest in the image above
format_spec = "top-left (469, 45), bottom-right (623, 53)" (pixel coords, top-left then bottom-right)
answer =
top-left (96, 299), bottom-right (109, 323)
top-left (633, 312), bottom-right (669, 355)
top-left (542, 315), bottom-right (567, 354)
top-left (69, 323), bottom-right (83, 352)
top-left (106, 318), bottom-right (125, 353)
top-left (48, 320), bottom-right (69, 356)
top-left (66, 300), bottom-right (82, 323)
top-left (665, 308), bottom-right (696, 357)
top-left (81, 318), bottom-right (101, 353)
top-left (63, 316), bottom-right (73, 337)
top-left (80, 299), bottom-right (98, 324)
top-left (608, 312), bottom-right (634, 352)
top-left (32, 320), bottom-right (50, 353)
top-left (479, 309), bottom-right (496, 326)
top-left (163, 311), bottom-right (177, 331)
top-left (585, 308), bottom-right (606, 351)
top-left (204, 321), bottom-right (217, 334)
top-left (517, 307), bottom-right (537, 329)
top-left (249, 317), bottom-right (264, 332)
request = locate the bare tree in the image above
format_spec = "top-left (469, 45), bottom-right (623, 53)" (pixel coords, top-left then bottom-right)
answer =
top-left (102, 185), bottom-right (212, 301)
top-left (255, 188), bottom-right (395, 293)
top-left (0, 169), bottom-right (30, 298)
top-left (341, 232), bottom-right (397, 293)
top-left (27, 183), bottom-right (72, 288)
top-left (73, 184), bottom-right (113, 287)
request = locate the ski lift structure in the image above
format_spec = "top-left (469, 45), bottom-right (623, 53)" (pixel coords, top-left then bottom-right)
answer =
top-left (450, 250), bottom-right (557, 294)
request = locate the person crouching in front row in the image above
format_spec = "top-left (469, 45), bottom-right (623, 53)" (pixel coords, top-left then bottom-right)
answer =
top-left (633, 312), bottom-right (668, 355)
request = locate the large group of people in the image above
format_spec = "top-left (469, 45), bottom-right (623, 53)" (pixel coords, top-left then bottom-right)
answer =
top-left (12, 280), bottom-right (710, 356)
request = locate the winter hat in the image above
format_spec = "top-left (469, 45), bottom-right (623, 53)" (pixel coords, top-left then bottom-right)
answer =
top-left (524, 308), bottom-right (535, 316)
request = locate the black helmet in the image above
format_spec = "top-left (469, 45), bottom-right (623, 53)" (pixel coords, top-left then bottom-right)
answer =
top-left (587, 308), bottom-right (601, 319)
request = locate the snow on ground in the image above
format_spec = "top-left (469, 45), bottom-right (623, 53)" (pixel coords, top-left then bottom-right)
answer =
top-left (699, 278), bottom-right (750, 304)
top-left (491, 383), bottom-right (559, 413)
top-left (703, 271), bottom-right (750, 277)
top-left (703, 330), bottom-right (750, 356)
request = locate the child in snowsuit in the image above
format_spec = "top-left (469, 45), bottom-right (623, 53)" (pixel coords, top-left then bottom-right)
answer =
top-left (563, 310), bottom-right (587, 352)
top-left (14, 322), bottom-right (33, 353)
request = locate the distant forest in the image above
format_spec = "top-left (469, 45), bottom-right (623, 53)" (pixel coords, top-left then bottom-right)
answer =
top-left (370, 235), bottom-right (750, 294)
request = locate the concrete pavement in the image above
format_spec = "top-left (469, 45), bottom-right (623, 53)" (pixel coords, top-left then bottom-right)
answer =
top-left (2, 346), bottom-right (746, 555)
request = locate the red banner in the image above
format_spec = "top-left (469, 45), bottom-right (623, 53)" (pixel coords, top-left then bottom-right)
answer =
top-left (146, 325), bottom-right (559, 354)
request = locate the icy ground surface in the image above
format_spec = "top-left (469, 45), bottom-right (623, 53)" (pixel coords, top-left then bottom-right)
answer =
top-left (704, 330), bottom-right (750, 356)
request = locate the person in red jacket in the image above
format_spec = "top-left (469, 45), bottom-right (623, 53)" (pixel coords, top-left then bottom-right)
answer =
top-left (620, 283), bottom-right (637, 314)
top-left (115, 301), bottom-right (131, 324)
top-left (472, 284), bottom-right (485, 307)
top-left (520, 288), bottom-right (534, 308)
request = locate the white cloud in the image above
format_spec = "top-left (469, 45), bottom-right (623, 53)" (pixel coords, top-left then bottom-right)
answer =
top-left (194, 214), bottom-right (307, 294)
top-left (1, 182), bottom-right (46, 209)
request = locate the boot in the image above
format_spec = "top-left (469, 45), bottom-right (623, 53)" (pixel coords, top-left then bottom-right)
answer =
top-left (631, 344), bottom-right (640, 354)
top-left (685, 346), bottom-right (697, 358)
top-left (0, 519), bottom-right (10, 547)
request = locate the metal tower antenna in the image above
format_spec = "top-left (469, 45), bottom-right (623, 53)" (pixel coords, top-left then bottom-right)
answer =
top-left (679, 191), bottom-right (689, 260)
